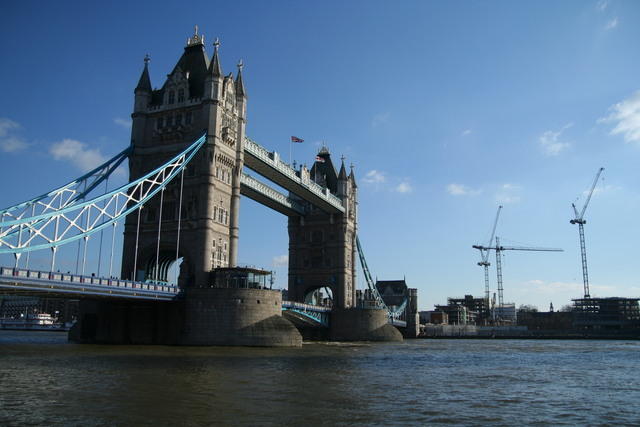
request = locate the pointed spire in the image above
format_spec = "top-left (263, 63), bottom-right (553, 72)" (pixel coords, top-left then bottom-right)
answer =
top-left (187, 25), bottom-right (205, 47)
top-left (208, 38), bottom-right (222, 78)
top-left (338, 156), bottom-right (348, 180)
top-left (135, 54), bottom-right (152, 92)
top-left (235, 59), bottom-right (246, 97)
top-left (349, 163), bottom-right (357, 188)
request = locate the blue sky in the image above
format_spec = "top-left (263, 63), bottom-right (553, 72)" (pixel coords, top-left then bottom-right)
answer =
top-left (1, 0), bottom-right (640, 311)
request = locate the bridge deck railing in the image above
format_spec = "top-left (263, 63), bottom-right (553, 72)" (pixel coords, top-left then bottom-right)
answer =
top-left (240, 174), bottom-right (306, 215)
top-left (282, 300), bottom-right (332, 313)
top-left (244, 137), bottom-right (344, 211)
top-left (0, 267), bottom-right (180, 294)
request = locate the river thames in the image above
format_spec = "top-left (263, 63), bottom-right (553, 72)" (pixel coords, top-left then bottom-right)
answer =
top-left (1, 331), bottom-right (639, 426)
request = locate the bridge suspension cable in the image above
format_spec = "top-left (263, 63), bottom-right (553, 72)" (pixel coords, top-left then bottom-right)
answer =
top-left (355, 235), bottom-right (408, 320)
top-left (0, 147), bottom-right (130, 225)
top-left (0, 134), bottom-right (207, 271)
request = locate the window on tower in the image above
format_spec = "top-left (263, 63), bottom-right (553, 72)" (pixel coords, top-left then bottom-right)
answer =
top-left (157, 117), bottom-right (164, 129)
top-left (185, 111), bottom-right (192, 125)
top-left (177, 88), bottom-right (185, 103)
top-left (168, 91), bottom-right (175, 104)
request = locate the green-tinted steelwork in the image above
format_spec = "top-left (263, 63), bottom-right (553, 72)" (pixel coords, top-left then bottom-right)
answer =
top-left (0, 134), bottom-right (206, 254)
top-left (0, 147), bottom-right (130, 242)
top-left (355, 235), bottom-right (407, 320)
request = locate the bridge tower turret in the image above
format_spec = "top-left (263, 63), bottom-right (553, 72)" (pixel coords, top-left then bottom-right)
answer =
top-left (121, 28), bottom-right (246, 287)
top-left (287, 150), bottom-right (358, 309)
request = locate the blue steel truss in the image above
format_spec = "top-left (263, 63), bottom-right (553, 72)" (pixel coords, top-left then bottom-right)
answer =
top-left (0, 147), bottom-right (130, 242)
top-left (0, 134), bottom-right (206, 254)
top-left (288, 308), bottom-right (329, 327)
top-left (355, 235), bottom-right (408, 321)
top-left (0, 147), bottom-right (130, 220)
top-left (282, 300), bottom-right (331, 327)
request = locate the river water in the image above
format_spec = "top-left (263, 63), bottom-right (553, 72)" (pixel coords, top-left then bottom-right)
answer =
top-left (1, 331), bottom-right (639, 426)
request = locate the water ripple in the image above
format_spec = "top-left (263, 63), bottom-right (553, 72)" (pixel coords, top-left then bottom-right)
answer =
top-left (1, 332), bottom-right (640, 425)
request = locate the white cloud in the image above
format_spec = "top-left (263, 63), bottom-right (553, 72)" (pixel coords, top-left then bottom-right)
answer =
top-left (50, 139), bottom-right (107, 172)
top-left (0, 136), bottom-right (28, 153)
top-left (604, 17), bottom-right (618, 30)
top-left (586, 184), bottom-right (619, 196)
top-left (0, 117), bottom-right (19, 137)
top-left (362, 169), bottom-right (413, 194)
top-left (395, 182), bottom-right (413, 194)
top-left (114, 117), bottom-right (132, 129)
top-left (539, 123), bottom-right (572, 156)
top-left (371, 112), bottom-right (390, 128)
top-left (446, 183), bottom-right (481, 196)
top-left (599, 90), bottom-right (640, 144)
top-left (597, 0), bottom-right (609, 11)
top-left (461, 129), bottom-right (472, 136)
top-left (0, 117), bottom-right (28, 153)
top-left (362, 170), bottom-right (386, 184)
top-left (522, 279), bottom-right (616, 295)
top-left (523, 279), bottom-right (581, 294)
top-left (496, 183), bottom-right (521, 204)
top-left (272, 255), bottom-right (288, 267)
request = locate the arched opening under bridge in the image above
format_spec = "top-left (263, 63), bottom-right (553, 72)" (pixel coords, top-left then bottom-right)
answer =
top-left (140, 248), bottom-right (192, 287)
top-left (303, 285), bottom-right (333, 307)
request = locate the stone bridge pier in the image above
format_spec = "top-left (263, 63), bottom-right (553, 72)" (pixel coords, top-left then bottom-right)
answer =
top-left (287, 149), bottom-right (402, 342)
top-left (71, 28), bottom-right (401, 346)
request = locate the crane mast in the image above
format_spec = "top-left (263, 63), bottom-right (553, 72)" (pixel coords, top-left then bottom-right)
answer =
top-left (495, 236), bottom-right (504, 311)
top-left (570, 167), bottom-right (604, 299)
top-left (473, 238), bottom-right (563, 322)
top-left (475, 206), bottom-right (502, 319)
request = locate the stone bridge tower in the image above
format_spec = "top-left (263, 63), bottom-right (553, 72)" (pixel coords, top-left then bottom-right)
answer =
top-left (288, 149), bottom-right (358, 309)
top-left (121, 28), bottom-right (247, 287)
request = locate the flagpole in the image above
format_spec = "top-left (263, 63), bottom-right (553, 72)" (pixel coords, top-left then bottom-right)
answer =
top-left (290, 136), bottom-right (303, 166)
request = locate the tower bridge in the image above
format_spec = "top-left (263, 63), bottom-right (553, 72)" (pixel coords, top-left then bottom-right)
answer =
top-left (0, 29), bottom-right (417, 345)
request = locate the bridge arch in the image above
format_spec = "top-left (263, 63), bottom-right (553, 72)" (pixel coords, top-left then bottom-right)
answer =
top-left (300, 283), bottom-right (334, 307)
top-left (135, 243), bottom-right (195, 288)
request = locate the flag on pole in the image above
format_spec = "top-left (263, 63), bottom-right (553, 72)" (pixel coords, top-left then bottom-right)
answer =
top-left (291, 136), bottom-right (304, 143)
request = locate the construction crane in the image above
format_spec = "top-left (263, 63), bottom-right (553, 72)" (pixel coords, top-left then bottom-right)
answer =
top-left (473, 237), bottom-right (563, 320)
top-left (474, 206), bottom-right (502, 314)
top-left (570, 167), bottom-right (604, 299)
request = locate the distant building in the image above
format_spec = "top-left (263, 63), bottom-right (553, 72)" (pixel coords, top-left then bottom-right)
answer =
top-left (447, 295), bottom-right (490, 324)
top-left (517, 311), bottom-right (573, 330)
top-left (572, 297), bottom-right (640, 330)
top-left (375, 279), bottom-right (419, 337)
top-left (419, 310), bottom-right (448, 325)
top-left (434, 303), bottom-right (477, 325)
top-left (0, 296), bottom-right (78, 323)
top-left (494, 303), bottom-right (517, 324)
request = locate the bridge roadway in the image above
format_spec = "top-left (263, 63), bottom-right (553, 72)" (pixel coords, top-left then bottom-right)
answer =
top-left (239, 173), bottom-right (305, 216)
top-left (0, 267), bottom-right (406, 328)
top-left (0, 267), bottom-right (179, 301)
top-left (0, 135), bottom-right (409, 330)
top-left (242, 137), bottom-right (345, 215)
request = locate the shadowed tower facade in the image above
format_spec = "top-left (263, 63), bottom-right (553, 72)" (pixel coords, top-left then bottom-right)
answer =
top-left (121, 28), bottom-right (247, 287)
top-left (288, 150), bottom-right (358, 309)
